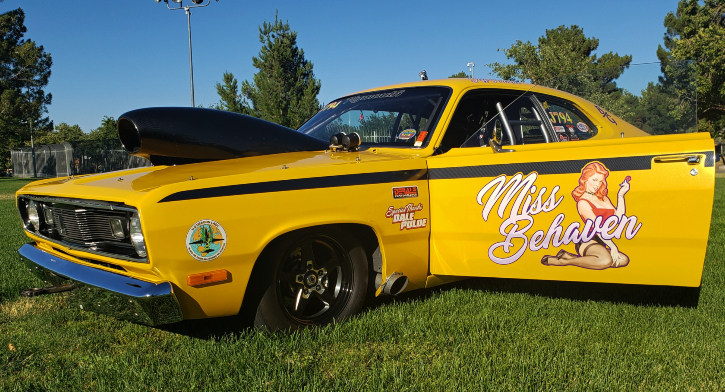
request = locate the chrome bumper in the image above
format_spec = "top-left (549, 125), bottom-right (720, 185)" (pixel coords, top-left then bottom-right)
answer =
top-left (18, 243), bottom-right (183, 326)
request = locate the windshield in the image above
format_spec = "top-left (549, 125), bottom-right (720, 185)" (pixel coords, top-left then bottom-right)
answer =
top-left (298, 87), bottom-right (451, 148)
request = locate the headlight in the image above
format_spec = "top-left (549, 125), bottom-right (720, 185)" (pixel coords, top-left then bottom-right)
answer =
top-left (26, 200), bottom-right (41, 231)
top-left (129, 212), bottom-right (147, 258)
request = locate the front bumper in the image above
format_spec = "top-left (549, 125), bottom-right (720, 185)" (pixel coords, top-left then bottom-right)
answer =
top-left (18, 243), bottom-right (183, 326)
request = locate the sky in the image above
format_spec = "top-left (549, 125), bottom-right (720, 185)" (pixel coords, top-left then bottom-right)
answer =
top-left (2, 0), bottom-right (679, 133)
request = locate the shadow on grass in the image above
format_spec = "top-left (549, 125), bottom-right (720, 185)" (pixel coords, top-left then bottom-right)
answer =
top-left (156, 313), bottom-right (253, 339)
top-left (157, 277), bottom-right (700, 340)
top-left (383, 277), bottom-right (701, 310)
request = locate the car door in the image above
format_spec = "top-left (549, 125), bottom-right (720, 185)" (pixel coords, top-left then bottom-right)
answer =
top-left (427, 88), bottom-right (714, 287)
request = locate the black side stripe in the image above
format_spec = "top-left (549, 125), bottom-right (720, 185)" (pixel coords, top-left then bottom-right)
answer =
top-left (429, 151), bottom-right (714, 180)
top-left (159, 169), bottom-right (428, 203)
top-left (159, 151), bottom-right (713, 202)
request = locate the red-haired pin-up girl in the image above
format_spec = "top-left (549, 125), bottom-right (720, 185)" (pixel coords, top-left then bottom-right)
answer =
top-left (541, 162), bottom-right (630, 269)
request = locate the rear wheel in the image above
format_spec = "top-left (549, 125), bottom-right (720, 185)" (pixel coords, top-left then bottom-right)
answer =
top-left (254, 229), bottom-right (368, 331)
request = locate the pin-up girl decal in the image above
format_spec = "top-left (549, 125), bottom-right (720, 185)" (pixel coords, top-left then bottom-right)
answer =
top-left (541, 162), bottom-right (631, 269)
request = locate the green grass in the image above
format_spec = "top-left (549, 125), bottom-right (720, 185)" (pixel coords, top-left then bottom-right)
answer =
top-left (2, 178), bottom-right (725, 391)
top-left (0, 178), bottom-right (42, 302)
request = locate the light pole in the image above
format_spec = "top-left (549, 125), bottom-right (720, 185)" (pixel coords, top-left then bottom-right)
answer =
top-left (467, 62), bottom-right (475, 78)
top-left (155, 0), bottom-right (216, 107)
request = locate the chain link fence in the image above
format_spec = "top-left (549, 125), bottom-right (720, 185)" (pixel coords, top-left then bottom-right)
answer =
top-left (11, 140), bottom-right (151, 178)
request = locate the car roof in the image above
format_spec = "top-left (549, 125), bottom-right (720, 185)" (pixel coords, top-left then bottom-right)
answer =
top-left (343, 78), bottom-right (585, 104)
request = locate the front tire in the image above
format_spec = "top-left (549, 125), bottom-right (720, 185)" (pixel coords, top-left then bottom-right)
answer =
top-left (254, 229), bottom-right (368, 331)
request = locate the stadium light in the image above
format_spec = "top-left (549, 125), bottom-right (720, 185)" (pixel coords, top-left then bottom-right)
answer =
top-left (155, 0), bottom-right (217, 107)
top-left (467, 62), bottom-right (475, 78)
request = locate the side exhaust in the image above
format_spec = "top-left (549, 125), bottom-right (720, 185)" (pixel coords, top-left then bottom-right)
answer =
top-left (379, 272), bottom-right (409, 296)
top-left (371, 247), bottom-right (409, 296)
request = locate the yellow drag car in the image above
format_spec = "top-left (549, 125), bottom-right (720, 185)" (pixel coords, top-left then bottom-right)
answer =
top-left (15, 78), bottom-right (715, 330)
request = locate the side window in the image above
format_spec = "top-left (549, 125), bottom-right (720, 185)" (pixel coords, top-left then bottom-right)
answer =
top-left (514, 105), bottom-right (547, 145)
top-left (438, 90), bottom-right (550, 154)
top-left (535, 95), bottom-right (598, 142)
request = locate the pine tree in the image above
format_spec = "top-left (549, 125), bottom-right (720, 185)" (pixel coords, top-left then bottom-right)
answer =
top-left (214, 71), bottom-right (249, 114)
top-left (240, 12), bottom-right (321, 129)
top-left (658, 0), bottom-right (725, 138)
top-left (0, 8), bottom-right (53, 169)
top-left (487, 25), bottom-right (631, 88)
top-left (86, 116), bottom-right (117, 140)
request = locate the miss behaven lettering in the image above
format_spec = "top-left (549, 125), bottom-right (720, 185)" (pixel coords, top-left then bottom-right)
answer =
top-left (476, 173), bottom-right (642, 265)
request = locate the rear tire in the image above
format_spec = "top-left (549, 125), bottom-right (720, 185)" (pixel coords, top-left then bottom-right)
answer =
top-left (254, 228), bottom-right (368, 331)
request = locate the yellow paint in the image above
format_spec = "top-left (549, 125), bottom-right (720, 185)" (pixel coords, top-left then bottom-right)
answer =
top-left (15, 79), bottom-right (715, 321)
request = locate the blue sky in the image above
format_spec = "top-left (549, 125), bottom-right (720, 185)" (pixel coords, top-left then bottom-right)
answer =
top-left (2, 0), bottom-right (678, 133)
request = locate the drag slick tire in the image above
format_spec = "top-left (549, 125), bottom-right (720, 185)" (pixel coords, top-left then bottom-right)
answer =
top-left (254, 229), bottom-right (368, 331)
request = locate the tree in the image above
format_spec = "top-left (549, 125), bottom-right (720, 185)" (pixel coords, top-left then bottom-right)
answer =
top-left (658, 0), bottom-right (725, 138)
top-left (214, 71), bottom-right (250, 114)
top-left (0, 8), bottom-right (53, 169)
top-left (449, 71), bottom-right (469, 78)
top-left (86, 116), bottom-right (117, 140)
top-left (487, 25), bottom-right (641, 124)
top-left (239, 12), bottom-right (322, 129)
top-left (487, 25), bottom-right (632, 92)
top-left (35, 122), bottom-right (84, 144)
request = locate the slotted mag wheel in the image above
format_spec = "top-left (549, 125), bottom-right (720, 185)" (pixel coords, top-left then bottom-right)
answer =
top-left (274, 234), bottom-right (355, 325)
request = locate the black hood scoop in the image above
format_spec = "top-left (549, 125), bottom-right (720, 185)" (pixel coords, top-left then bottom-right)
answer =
top-left (117, 107), bottom-right (328, 165)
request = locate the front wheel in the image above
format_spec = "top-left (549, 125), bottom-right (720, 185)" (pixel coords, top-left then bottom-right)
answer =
top-left (254, 229), bottom-right (368, 331)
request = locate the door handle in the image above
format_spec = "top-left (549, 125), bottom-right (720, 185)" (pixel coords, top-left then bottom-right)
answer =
top-left (653, 155), bottom-right (701, 164)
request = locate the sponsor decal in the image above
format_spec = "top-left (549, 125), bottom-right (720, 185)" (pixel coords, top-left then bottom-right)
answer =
top-left (347, 90), bottom-right (404, 104)
top-left (593, 105), bottom-right (617, 125)
top-left (554, 126), bottom-right (565, 133)
top-left (414, 131), bottom-right (427, 146)
top-left (386, 203), bottom-right (427, 230)
top-left (542, 101), bottom-right (550, 110)
top-left (566, 125), bottom-right (579, 140)
top-left (392, 186), bottom-right (418, 199)
top-left (322, 101), bottom-right (341, 111)
top-left (476, 162), bottom-right (639, 268)
top-left (548, 111), bottom-right (572, 124)
top-left (470, 78), bottom-right (522, 84)
top-left (577, 122), bottom-right (588, 132)
top-left (398, 129), bottom-right (417, 140)
top-left (559, 134), bottom-right (569, 142)
top-left (186, 220), bottom-right (227, 261)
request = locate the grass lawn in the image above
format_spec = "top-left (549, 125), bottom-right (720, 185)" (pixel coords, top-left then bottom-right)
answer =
top-left (1, 177), bottom-right (724, 391)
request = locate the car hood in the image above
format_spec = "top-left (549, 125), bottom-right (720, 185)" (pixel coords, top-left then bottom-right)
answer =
top-left (17, 149), bottom-right (424, 205)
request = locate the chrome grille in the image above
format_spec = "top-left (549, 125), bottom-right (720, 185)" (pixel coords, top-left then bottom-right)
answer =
top-left (52, 209), bottom-right (125, 243)
top-left (17, 195), bottom-right (146, 262)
